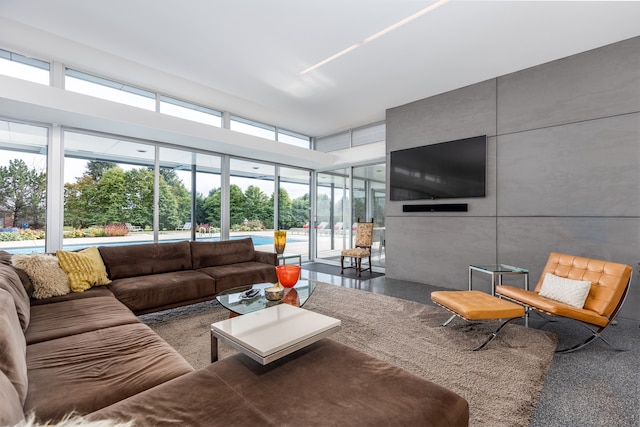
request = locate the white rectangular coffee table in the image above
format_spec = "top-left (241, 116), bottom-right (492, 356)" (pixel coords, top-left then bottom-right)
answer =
top-left (210, 304), bottom-right (341, 365)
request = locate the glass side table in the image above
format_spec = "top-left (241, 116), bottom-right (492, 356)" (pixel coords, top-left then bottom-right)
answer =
top-left (277, 253), bottom-right (302, 266)
top-left (468, 264), bottom-right (529, 296)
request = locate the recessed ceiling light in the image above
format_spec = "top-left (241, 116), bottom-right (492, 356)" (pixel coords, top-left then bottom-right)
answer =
top-left (252, 166), bottom-right (259, 170)
top-left (136, 149), bottom-right (147, 153)
top-left (298, 0), bottom-right (450, 76)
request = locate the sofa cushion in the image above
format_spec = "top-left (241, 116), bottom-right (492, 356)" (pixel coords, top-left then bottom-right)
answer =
top-left (0, 263), bottom-right (30, 331)
top-left (90, 339), bottom-right (469, 427)
top-left (0, 370), bottom-right (25, 426)
top-left (88, 362), bottom-right (276, 426)
top-left (198, 261), bottom-right (278, 293)
top-left (1, 250), bottom-right (34, 297)
top-left (26, 295), bottom-right (139, 345)
top-left (99, 241), bottom-right (192, 280)
top-left (0, 288), bottom-right (28, 405)
top-left (12, 254), bottom-right (71, 299)
top-left (30, 286), bottom-right (114, 306)
top-left (191, 238), bottom-right (256, 269)
top-left (211, 339), bottom-right (469, 426)
top-left (108, 270), bottom-right (215, 313)
top-left (25, 323), bottom-right (194, 422)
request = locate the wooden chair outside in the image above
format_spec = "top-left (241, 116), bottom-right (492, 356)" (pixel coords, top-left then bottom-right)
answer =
top-left (497, 252), bottom-right (633, 353)
top-left (340, 218), bottom-right (374, 277)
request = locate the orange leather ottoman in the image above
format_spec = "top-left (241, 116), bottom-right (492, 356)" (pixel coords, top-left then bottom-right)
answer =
top-left (431, 290), bottom-right (525, 350)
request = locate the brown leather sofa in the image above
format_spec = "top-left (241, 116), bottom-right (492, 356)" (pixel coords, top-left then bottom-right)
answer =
top-left (0, 241), bottom-right (469, 426)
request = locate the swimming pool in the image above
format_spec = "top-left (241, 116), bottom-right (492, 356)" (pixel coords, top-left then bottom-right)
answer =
top-left (5, 235), bottom-right (304, 255)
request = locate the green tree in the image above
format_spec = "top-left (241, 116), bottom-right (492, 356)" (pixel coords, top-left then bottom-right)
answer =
top-left (94, 167), bottom-right (127, 225)
top-left (291, 193), bottom-right (309, 228)
top-left (244, 185), bottom-right (270, 228)
top-left (0, 159), bottom-right (46, 228)
top-left (202, 188), bottom-right (221, 227)
top-left (121, 168), bottom-right (152, 226)
top-left (229, 184), bottom-right (245, 226)
top-left (160, 168), bottom-right (191, 224)
top-left (276, 188), bottom-right (295, 230)
top-left (83, 161), bottom-right (117, 182)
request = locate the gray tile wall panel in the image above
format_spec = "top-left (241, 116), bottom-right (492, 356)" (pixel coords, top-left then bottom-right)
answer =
top-left (497, 113), bottom-right (640, 217)
top-left (386, 79), bottom-right (497, 153)
top-left (497, 217), bottom-right (640, 319)
top-left (385, 216), bottom-right (496, 291)
top-left (498, 36), bottom-right (640, 135)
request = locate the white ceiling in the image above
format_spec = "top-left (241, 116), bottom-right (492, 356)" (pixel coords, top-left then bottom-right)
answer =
top-left (1, 1), bottom-right (640, 137)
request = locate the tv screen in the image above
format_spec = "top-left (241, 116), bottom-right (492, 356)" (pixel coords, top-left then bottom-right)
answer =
top-left (390, 136), bottom-right (487, 201)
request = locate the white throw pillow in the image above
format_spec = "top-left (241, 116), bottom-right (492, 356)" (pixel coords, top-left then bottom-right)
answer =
top-left (538, 273), bottom-right (592, 309)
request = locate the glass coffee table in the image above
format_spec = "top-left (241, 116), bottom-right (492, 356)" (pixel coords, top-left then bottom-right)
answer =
top-left (216, 280), bottom-right (317, 316)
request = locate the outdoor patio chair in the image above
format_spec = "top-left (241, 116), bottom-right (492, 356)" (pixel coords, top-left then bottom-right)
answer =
top-left (340, 218), bottom-right (374, 277)
top-left (176, 222), bottom-right (192, 231)
top-left (496, 252), bottom-right (633, 353)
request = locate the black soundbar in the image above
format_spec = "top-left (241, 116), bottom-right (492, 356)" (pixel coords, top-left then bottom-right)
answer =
top-left (403, 203), bottom-right (468, 212)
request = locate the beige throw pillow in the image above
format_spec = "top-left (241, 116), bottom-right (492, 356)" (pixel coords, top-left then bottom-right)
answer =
top-left (11, 254), bottom-right (71, 299)
top-left (538, 273), bottom-right (592, 309)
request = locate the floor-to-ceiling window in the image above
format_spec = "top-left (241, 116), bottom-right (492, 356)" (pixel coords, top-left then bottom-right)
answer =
top-left (315, 169), bottom-right (350, 262)
top-left (63, 131), bottom-right (157, 247)
top-left (229, 158), bottom-right (275, 252)
top-left (353, 163), bottom-right (386, 268)
top-left (0, 120), bottom-right (48, 254)
top-left (314, 163), bottom-right (385, 268)
top-left (158, 148), bottom-right (222, 241)
top-left (278, 167), bottom-right (311, 261)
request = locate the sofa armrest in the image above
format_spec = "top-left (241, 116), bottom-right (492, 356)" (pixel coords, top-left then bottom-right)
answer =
top-left (255, 251), bottom-right (277, 266)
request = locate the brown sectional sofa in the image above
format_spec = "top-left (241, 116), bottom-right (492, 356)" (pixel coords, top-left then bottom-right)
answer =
top-left (0, 238), bottom-right (469, 426)
top-left (99, 238), bottom-right (278, 314)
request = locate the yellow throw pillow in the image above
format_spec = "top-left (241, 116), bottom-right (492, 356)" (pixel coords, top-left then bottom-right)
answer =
top-left (56, 250), bottom-right (99, 292)
top-left (79, 246), bottom-right (111, 286)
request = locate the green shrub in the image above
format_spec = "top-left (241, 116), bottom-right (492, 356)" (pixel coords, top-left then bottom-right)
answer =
top-left (0, 229), bottom-right (46, 241)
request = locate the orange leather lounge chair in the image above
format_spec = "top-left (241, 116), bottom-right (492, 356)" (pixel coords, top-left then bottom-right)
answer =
top-left (497, 252), bottom-right (633, 353)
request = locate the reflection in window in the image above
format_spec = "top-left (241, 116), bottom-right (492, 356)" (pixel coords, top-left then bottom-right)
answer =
top-left (0, 49), bottom-right (50, 85)
top-left (159, 96), bottom-right (222, 127)
top-left (0, 120), bottom-right (48, 253)
top-left (65, 69), bottom-right (156, 110)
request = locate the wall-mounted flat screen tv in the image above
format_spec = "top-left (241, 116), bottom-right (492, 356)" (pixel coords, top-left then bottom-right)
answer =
top-left (390, 135), bottom-right (487, 201)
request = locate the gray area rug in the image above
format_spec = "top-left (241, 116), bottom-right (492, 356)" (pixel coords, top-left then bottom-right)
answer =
top-left (141, 283), bottom-right (558, 427)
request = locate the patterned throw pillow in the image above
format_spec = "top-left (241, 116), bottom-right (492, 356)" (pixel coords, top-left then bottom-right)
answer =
top-left (538, 273), bottom-right (592, 309)
top-left (56, 250), bottom-right (100, 292)
top-left (11, 254), bottom-right (71, 299)
top-left (79, 246), bottom-right (111, 286)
